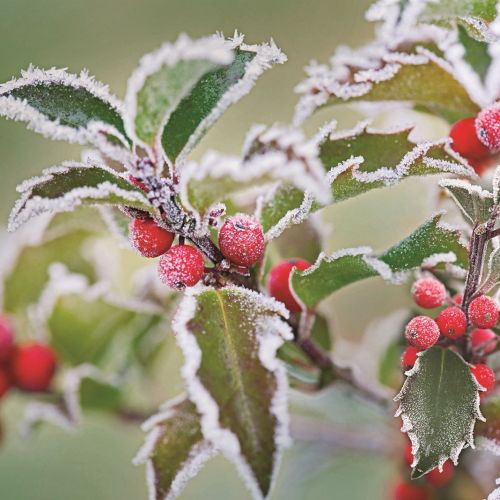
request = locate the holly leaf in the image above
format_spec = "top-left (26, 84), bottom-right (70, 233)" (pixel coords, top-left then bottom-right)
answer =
top-left (134, 398), bottom-right (217, 500)
top-left (395, 347), bottom-right (484, 478)
top-left (0, 67), bottom-right (131, 150)
top-left (8, 162), bottom-right (153, 232)
top-left (291, 213), bottom-right (468, 309)
top-left (457, 25), bottom-right (492, 81)
top-left (174, 286), bottom-right (292, 498)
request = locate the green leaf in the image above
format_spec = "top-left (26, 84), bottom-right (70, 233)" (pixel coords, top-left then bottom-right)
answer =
top-left (9, 163), bottom-right (154, 232)
top-left (78, 377), bottom-right (123, 411)
top-left (174, 286), bottom-right (292, 498)
top-left (0, 67), bottom-right (131, 148)
top-left (458, 25), bottom-right (492, 81)
top-left (395, 347), bottom-right (483, 477)
top-left (290, 213), bottom-right (468, 309)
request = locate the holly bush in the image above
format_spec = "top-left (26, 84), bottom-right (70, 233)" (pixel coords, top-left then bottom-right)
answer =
top-left (0, 2), bottom-right (500, 499)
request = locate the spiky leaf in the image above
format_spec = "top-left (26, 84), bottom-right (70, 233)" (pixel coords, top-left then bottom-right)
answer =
top-left (458, 25), bottom-right (492, 81)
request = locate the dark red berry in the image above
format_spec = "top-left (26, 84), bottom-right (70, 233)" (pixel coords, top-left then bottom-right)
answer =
top-left (404, 316), bottom-right (440, 349)
top-left (267, 259), bottom-right (311, 313)
top-left (0, 316), bottom-right (14, 363)
top-left (401, 346), bottom-right (421, 371)
top-left (158, 245), bottom-right (205, 289)
top-left (476, 103), bottom-right (500, 153)
top-left (404, 441), bottom-right (414, 466)
top-left (12, 343), bottom-right (57, 392)
top-left (425, 460), bottom-right (454, 487)
top-left (0, 368), bottom-right (10, 399)
top-left (471, 363), bottom-right (496, 393)
top-left (392, 481), bottom-right (430, 500)
top-left (435, 306), bottom-right (467, 339)
top-left (218, 214), bottom-right (265, 267)
top-left (471, 328), bottom-right (498, 354)
top-left (129, 175), bottom-right (149, 192)
top-left (449, 117), bottom-right (490, 160)
top-left (411, 278), bottom-right (446, 309)
top-left (129, 218), bottom-right (175, 258)
top-left (468, 295), bottom-right (499, 328)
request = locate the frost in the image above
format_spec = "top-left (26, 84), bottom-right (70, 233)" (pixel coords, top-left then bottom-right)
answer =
top-left (19, 402), bottom-right (75, 437)
top-left (488, 478), bottom-right (500, 500)
top-left (493, 166), bottom-right (500, 203)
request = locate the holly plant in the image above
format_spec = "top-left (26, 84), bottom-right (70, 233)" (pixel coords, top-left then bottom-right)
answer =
top-left (1, 2), bottom-right (500, 499)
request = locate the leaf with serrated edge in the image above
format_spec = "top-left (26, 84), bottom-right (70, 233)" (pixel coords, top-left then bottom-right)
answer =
top-left (134, 397), bottom-right (217, 500)
top-left (173, 285), bottom-right (292, 499)
top-left (8, 161), bottom-right (153, 232)
top-left (290, 212), bottom-right (468, 309)
top-left (395, 347), bottom-right (484, 478)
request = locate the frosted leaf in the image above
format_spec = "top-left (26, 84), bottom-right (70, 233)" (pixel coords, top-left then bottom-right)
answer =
top-left (19, 402), bottom-right (76, 437)
top-left (488, 479), bottom-right (500, 500)
top-left (494, 166), bottom-right (500, 203)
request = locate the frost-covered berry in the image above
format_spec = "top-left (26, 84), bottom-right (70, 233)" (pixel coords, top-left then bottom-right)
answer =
top-left (0, 316), bottom-right (14, 363)
top-left (452, 293), bottom-right (463, 306)
top-left (468, 295), bottom-right (499, 328)
top-left (476, 103), bottom-right (500, 152)
top-left (435, 306), bottom-right (467, 339)
top-left (158, 244), bottom-right (205, 290)
top-left (401, 346), bottom-right (421, 371)
top-left (12, 343), bottom-right (57, 392)
top-left (0, 368), bottom-right (10, 399)
top-left (471, 363), bottom-right (496, 393)
top-left (411, 278), bottom-right (446, 309)
top-left (471, 328), bottom-right (498, 354)
top-left (425, 461), bottom-right (454, 487)
top-left (404, 316), bottom-right (440, 349)
top-left (218, 214), bottom-right (265, 267)
top-left (129, 218), bottom-right (175, 258)
top-left (392, 481), bottom-right (430, 500)
top-left (267, 259), bottom-right (311, 313)
top-left (449, 117), bottom-right (490, 160)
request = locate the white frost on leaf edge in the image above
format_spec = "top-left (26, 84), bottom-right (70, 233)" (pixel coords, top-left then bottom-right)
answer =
top-left (172, 285), bottom-right (292, 500)
top-left (19, 402), bottom-right (76, 437)
top-left (488, 478), bottom-right (500, 500)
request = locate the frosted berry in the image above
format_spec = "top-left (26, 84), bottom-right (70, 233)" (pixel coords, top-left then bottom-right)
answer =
top-left (449, 117), bottom-right (490, 160)
top-left (0, 316), bottom-right (14, 363)
top-left (158, 244), bottom-right (205, 290)
top-left (218, 214), bottom-right (265, 267)
top-left (476, 102), bottom-right (500, 153)
top-left (129, 218), bottom-right (175, 258)
top-left (425, 460), bottom-right (454, 487)
top-left (471, 328), bottom-right (498, 354)
top-left (452, 293), bottom-right (463, 306)
top-left (404, 316), bottom-right (440, 349)
top-left (435, 306), bottom-right (467, 339)
top-left (12, 343), bottom-right (57, 392)
top-left (411, 278), bottom-right (446, 309)
top-left (471, 363), bottom-right (496, 393)
top-left (392, 481), bottom-right (430, 500)
top-left (0, 368), bottom-right (10, 399)
top-left (268, 259), bottom-right (311, 313)
top-left (401, 346), bottom-right (421, 371)
top-left (468, 295), bottom-right (499, 328)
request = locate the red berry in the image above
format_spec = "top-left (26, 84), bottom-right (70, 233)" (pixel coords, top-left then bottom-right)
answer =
top-left (11, 343), bottom-right (57, 392)
top-left (401, 346), bottom-right (421, 371)
top-left (449, 117), bottom-right (490, 160)
top-left (471, 363), bottom-right (496, 392)
top-left (0, 368), bottom-right (10, 399)
top-left (476, 103), bottom-right (500, 153)
top-left (129, 218), bottom-right (175, 258)
top-left (425, 461), bottom-right (454, 487)
top-left (435, 306), bottom-right (467, 339)
top-left (471, 328), bottom-right (498, 354)
top-left (0, 316), bottom-right (14, 363)
top-left (392, 481), bottom-right (430, 500)
top-left (404, 441), bottom-right (414, 466)
top-left (158, 245), bottom-right (205, 289)
top-left (129, 175), bottom-right (149, 192)
top-left (452, 293), bottom-right (463, 306)
top-left (468, 295), bottom-right (499, 328)
top-left (411, 278), bottom-right (446, 309)
top-left (405, 316), bottom-right (440, 349)
top-left (267, 259), bottom-right (311, 313)
top-left (218, 214), bottom-right (265, 267)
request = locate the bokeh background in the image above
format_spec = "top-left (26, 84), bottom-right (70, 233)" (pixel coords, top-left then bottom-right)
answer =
top-left (0, 0), bottom-right (461, 498)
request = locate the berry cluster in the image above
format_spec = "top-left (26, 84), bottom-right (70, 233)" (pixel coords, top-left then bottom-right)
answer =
top-left (402, 277), bottom-right (498, 399)
top-left (449, 103), bottom-right (500, 174)
top-left (0, 316), bottom-right (57, 398)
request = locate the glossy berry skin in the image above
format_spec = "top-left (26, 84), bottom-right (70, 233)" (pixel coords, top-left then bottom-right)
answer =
top-left (471, 328), bottom-right (498, 354)
top-left (468, 295), bottom-right (499, 328)
top-left (411, 278), bottom-right (446, 309)
top-left (0, 368), bottom-right (10, 399)
top-left (0, 316), bottom-right (14, 363)
top-left (401, 346), bottom-right (421, 371)
top-left (405, 316), bottom-right (440, 349)
top-left (476, 103), bottom-right (500, 153)
top-left (158, 245), bottom-right (205, 290)
top-left (449, 117), bottom-right (490, 160)
top-left (267, 259), bottom-right (311, 313)
top-left (435, 306), bottom-right (467, 339)
top-left (12, 343), bottom-right (57, 392)
top-left (218, 214), bottom-right (265, 267)
top-left (392, 481), bottom-right (430, 500)
top-left (425, 460), bottom-right (454, 487)
top-left (129, 218), bottom-right (175, 258)
top-left (471, 363), bottom-right (496, 393)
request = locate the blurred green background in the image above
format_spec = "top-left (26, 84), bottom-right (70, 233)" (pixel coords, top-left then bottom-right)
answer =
top-left (0, 0), bottom-right (452, 498)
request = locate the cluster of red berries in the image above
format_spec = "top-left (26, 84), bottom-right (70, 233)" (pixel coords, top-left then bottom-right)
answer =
top-left (449, 103), bottom-right (500, 174)
top-left (0, 315), bottom-right (57, 398)
top-left (402, 277), bottom-right (498, 398)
